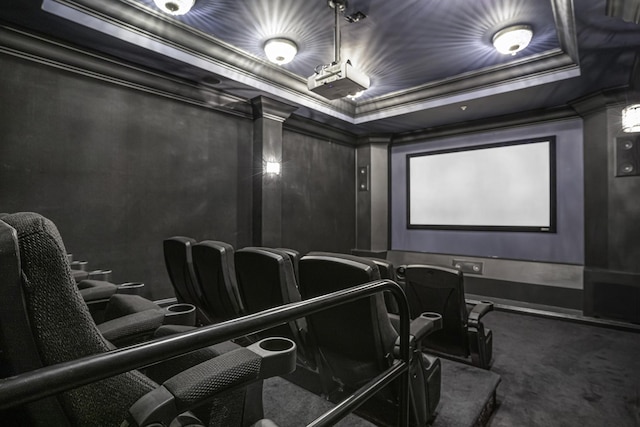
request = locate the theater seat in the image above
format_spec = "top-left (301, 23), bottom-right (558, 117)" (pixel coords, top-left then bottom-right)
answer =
top-left (367, 257), bottom-right (400, 315)
top-left (234, 247), bottom-right (314, 368)
top-left (163, 236), bottom-right (213, 324)
top-left (190, 240), bottom-right (245, 323)
top-left (276, 247), bottom-right (301, 283)
top-left (298, 252), bottom-right (442, 426)
top-left (402, 264), bottom-right (494, 369)
top-left (0, 213), bottom-right (289, 427)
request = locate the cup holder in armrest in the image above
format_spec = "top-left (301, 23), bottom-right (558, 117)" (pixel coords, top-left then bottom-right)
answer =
top-left (163, 303), bottom-right (196, 326)
top-left (246, 337), bottom-right (297, 378)
top-left (88, 269), bottom-right (113, 282)
top-left (420, 312), bottom-right (443, 331)
top-left (70, 260), bottom-right (88, 271)
top-left (117, 282), bottom-right (145, 295)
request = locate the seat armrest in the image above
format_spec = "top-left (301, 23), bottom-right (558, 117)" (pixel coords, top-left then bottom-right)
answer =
top-left (97, 309), bottom-right (166, 346)
top-left (127, 338), bottom-right (296, 427)
top-left (468, 301), bottom-right (494, 327)
top-left (78, 280), bottom-right (118, 302)
top-left (409, 312), bottom-right (443, 344)
top-left (394, 312), bottom-right (442, 356)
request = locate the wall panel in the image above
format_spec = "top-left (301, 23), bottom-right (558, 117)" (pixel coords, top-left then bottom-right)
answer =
top-left (281, 131), bottom-right (356, 254)
top-left (0, 55), bottom-right (252, 299)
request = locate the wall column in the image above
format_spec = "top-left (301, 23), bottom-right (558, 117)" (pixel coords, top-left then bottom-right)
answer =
top-left (356, 135), bottom-right (391, 252)
top-left (251, 96), bottom-right (297, 247)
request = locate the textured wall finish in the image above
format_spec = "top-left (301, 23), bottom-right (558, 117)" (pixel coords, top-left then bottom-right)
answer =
top-left (0, 55), bottom-right (252, 299)
top-left (281, 131), bottom-right (356, 255)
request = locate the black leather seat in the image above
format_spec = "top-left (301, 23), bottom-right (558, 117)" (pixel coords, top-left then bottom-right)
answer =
top-left (402, 264), bottom-right (494, 369)
top-left (298, 252), bottom-right (442, 426)
top-left (163, 236), bottom-right (214, 324)
top-left (234, 247), bottom-right (313, 367)
top-left (367, 257), bottom-right (400, 315)
top-left (276, 247), bottom-right (301, 283)
top-left (0, 213), bottom-right (289, 426)
top-left (191, 240), bottom-right (244, 322)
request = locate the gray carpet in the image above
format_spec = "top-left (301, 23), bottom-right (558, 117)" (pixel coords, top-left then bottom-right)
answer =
top-left (262, 311), bottom-right (640, 426)
top-left (434, 359), bottom-right (500, 427)
top-left (484, 311), bottom-right (640, 427)
top-left (263, 376), bottom-right (375, 426)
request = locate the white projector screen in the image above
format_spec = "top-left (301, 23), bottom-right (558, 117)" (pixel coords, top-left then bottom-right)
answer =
top-left (408, 138), bottom-right (556, 232)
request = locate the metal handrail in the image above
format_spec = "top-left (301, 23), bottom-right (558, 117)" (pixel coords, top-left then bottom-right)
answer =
top-left (0, 279), bottom-right (411, 426)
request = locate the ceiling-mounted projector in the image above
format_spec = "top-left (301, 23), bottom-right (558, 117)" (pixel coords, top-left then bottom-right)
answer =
top-left (308, 60), bottom-right (370, 100)
top-left (308, 0), bottom-right (369, 100)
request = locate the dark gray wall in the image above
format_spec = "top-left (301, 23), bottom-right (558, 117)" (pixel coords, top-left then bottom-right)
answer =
top-left (1, 53), bottom-right (357, 301)
top-left (281, 130), bottom-right (356, 254)
top-left (0, 55), bottom-right (254, 299)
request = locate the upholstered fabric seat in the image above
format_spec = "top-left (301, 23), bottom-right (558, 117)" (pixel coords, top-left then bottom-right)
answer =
top-left (0, 213), bottom-right (279, 426)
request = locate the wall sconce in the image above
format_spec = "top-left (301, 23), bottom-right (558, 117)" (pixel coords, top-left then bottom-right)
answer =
top-left (622, 104), bottom-right (640, 133)
top-left (265, 161), bottom-right (281, 175)
top-left (153, 0), bottom-right (194, 15)
top-left (264, 38), bottom-right (297, 65)
top-left (492, 25), bottom-right (533, 55)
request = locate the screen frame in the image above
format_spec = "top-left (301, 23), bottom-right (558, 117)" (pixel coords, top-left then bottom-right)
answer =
top-left (406, 136), bottom-right (557, 233)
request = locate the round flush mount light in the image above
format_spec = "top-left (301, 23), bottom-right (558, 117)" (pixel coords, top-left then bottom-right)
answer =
top-left (264, 38), bottom-right (298, 65)
top-left (153, 0), bottom-right (194, 15)
top-left (622, 104), bottom-right (640, 133)
top-left (347, 90), bottom-right (364, 100)
top-left (492, 25), bottom-right (533, 55)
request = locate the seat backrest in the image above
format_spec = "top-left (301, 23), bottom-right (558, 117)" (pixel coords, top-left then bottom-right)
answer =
top-left (191, 240), bottom-right (243, 322)
top-left (276, 247), bottom-right (301, 284)
top-left (234, 247), bottom-right (306, 346)
top-left (0, 213), bottom-right (157, 425)
top-left (367, 258), bottom-right (400, 314)
top-left (403, 264), bottom-right (469, 356)
top-left (163, 236), bottom-right (200, 307)
top-left (298, 252), bottom-right (397, 386)
top-left (235, 247), bottom-right (301, 313)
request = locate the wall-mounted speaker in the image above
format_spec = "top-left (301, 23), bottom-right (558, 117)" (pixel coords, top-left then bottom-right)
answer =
top-left (615, 136), bottom-right (640, 177)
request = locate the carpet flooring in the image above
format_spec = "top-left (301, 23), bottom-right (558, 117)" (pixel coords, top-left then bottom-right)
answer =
top-left (484, 311), bottom-right (640, 427)
top-left (262, 310), bottom-right (640, 426)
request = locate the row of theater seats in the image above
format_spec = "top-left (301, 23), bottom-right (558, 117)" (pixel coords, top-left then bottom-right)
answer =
top-left (0, 213), bottom-right (296, 426)
top-left (162, 238), bottom-right (494, 425)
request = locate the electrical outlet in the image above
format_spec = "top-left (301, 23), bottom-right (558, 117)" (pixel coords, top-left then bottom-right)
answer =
top-left (452, 259), bottom-right (483, 275)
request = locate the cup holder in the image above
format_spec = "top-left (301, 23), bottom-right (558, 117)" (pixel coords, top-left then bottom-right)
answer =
top-left (70, 260), bottom-right (88, 271)
top-left (88, 269), bottom-right (113, 282)
top-left (420, 312), bottom-right (443, 330)
top-left (164, 303), bottom-right (196, 326)
top-left (117, 282), bottom-right (145, 295)
top-left (247, 338), bottom-right (296, 378)
top-left (258, 337), bottom-right (295, 352)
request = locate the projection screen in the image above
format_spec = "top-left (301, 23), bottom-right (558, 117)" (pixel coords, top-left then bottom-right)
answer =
top-left (407, 137), bottom-right (556, 232)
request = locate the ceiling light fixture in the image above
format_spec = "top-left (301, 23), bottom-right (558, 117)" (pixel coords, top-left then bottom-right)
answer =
top-left (622, 104), bottom-right (640, 133)
top-left (264, 38), bottom-right (297, 65)
top-left (153, 0), bottom-right (194, 16)
top-left (347, 90), bottom-right (364, 100)
top-left (492, 25), bottom-right (533, 55)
